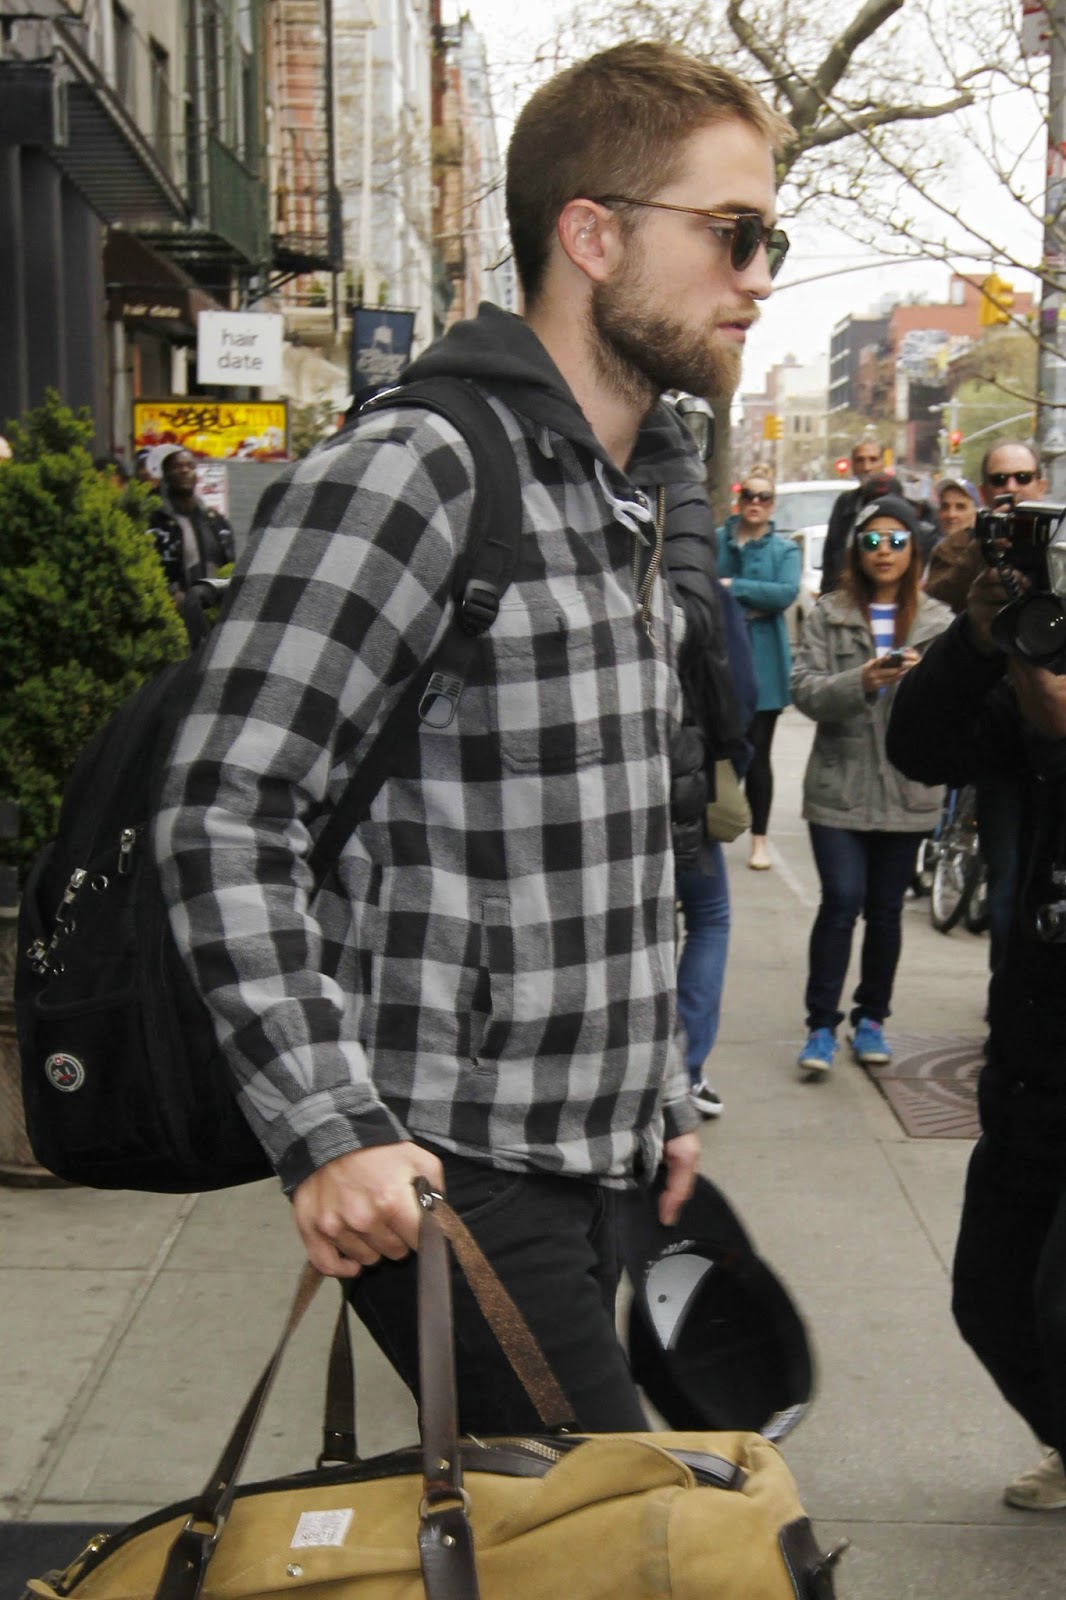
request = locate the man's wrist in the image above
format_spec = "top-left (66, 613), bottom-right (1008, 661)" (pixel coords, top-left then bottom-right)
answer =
top-left (960, 611), bottom-right (1004, 662)
top-left (663, 1097), bottom-right (701, 1140)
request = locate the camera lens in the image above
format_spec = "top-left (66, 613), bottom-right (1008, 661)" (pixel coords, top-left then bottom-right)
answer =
top-left (1014, 594), bottom-right (1066, 662)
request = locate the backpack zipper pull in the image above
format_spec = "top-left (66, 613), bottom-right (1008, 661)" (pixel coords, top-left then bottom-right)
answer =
top-left (118, 828), bottom-right (138, 875)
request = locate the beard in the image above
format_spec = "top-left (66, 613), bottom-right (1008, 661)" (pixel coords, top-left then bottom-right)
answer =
top-left (588, 251), bottom-right (743, 406)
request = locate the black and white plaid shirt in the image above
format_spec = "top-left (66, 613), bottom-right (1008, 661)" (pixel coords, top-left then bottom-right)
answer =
top-left (157, 382), bottom-right (700, 1193)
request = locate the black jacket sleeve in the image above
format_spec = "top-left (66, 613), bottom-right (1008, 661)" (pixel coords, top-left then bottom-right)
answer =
top-left (820, 489), bottom-right (857, 594)
top-left (886, 614), bottom-right (1024, 786)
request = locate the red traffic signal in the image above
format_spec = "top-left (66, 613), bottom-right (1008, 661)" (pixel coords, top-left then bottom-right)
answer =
top-left (835, 457), bottom-right (850, 475)
top-left (949, 430), bottom-right (963, 449)
top-left (730, 481), bottom-right (741, 495)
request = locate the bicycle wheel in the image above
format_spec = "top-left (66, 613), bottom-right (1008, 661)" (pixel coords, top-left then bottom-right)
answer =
top-left (931, 838), bottom-right (983, 933)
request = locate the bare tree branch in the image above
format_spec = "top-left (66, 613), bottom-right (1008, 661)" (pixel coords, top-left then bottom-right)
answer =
top-left (791, 0), bottom-right (905, 129)
top-left (724, 0), bottom-right (795, 106)
top-left (800, 91), bottom-right (975, 151)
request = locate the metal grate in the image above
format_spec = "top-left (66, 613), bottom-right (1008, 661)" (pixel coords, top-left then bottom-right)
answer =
top-left (862, 1032), bottom-right (982, 1139)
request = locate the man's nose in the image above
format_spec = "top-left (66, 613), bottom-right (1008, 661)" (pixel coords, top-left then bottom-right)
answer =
top-left (736, 243), bottom-right (774, 299)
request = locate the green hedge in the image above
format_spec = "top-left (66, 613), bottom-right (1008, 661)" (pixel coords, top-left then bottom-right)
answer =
top-left (0, 391), bottom-right (186, 881)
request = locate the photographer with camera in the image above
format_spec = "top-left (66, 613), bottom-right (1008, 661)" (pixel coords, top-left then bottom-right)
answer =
top-left (887, 491), bottom-right (1066, 1512)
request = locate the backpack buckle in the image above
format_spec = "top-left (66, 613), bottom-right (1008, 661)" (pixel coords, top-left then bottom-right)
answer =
top-left (419, 672), bottom-right (465, 729)
top-left (458, 579), bottom-right (500, 637)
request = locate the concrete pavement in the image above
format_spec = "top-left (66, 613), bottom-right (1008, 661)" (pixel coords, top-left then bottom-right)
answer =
top-left (3, 707), bottom-right (1065, 1597)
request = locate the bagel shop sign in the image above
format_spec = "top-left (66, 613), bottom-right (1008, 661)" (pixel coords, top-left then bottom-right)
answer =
top-left (132, 399), bottom-right (289, 461)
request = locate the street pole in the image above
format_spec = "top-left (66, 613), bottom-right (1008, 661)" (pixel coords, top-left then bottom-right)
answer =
top-left (1037, 0), bottom-right (1066, 497)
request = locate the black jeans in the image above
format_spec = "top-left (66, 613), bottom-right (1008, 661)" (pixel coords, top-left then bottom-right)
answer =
top-left (805, 824), bottom-right (920, 1030)
top-left (745, 709), bottom-right (780, 835)
top-left (976, 771), bottom-right (1022, 976)
top-left (953, 1134), bottom-right (1066, 1460)
top-left (345, 1146), bottom-right (647, 1435)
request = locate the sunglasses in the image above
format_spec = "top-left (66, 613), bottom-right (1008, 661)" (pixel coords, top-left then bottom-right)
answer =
top-left (986, 470), bottom-right (1036, 489)
top-left (859, 530), bottom-right (911, 552)
top-left (740, 488), bottom-right (774, 504)
top-left (595, 196), bottom-right (790, 279)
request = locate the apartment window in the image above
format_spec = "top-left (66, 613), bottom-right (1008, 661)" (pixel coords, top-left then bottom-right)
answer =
top-left (150, 40), bottom-right (170, 162)
top-left (112, 2), bottom-right (133, 104)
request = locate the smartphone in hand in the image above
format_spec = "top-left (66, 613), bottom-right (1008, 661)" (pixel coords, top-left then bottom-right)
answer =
top-left (881, 649), bottom-right (906, 669)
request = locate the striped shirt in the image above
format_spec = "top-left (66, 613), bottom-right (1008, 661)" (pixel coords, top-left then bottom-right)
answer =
top-left (870, 602), bottom-right (897, 657)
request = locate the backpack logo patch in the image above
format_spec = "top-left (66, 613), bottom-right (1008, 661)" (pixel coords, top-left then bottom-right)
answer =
top-left (45, 1053), bottom-right (86, 1093)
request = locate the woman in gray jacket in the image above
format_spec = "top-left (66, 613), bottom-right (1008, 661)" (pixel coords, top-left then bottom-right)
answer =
top-left (791, 495), bottom-right (951, 1077)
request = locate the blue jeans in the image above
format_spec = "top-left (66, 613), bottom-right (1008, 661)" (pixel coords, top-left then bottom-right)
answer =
top-left (804, 824), bottom-right (920, 1031)
top-left (676, 847), bottom-right (731, 1083)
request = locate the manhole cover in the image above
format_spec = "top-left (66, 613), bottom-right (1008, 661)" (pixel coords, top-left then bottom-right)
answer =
top-left (862, 1032), bottom-right (982, 1140)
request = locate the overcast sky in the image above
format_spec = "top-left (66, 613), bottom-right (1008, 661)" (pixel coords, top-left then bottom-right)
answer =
top-left (453, 0), bottom-right (1046, 399)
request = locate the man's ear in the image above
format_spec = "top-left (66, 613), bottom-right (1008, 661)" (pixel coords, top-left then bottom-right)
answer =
top-left (557, 200), bottom-right (619, 283)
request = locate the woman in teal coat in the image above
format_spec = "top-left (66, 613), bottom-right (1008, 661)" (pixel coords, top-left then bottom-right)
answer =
top-left (717, 471), bottom-right (800, 869)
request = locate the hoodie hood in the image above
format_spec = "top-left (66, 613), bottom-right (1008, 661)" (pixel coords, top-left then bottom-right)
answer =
top-left (403, 302), bottom-right (705, 491)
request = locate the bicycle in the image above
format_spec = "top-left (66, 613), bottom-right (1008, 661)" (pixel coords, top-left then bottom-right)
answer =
top-left (916, 784), bottom-right (989, 934)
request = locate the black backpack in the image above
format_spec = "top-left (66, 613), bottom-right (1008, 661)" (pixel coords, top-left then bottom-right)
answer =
top-left (15, 379), bottom-right (523, 1192)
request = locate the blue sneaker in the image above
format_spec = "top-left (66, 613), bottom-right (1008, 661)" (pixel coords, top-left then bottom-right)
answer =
top-left (850, 1018), bottom-right (891, 1065)
top-left (797, 1027), bottom-right (836, 1076)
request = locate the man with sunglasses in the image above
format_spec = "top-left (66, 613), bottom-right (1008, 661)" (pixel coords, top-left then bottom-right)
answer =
top-left (158, 42), bottom-right (792, 1434)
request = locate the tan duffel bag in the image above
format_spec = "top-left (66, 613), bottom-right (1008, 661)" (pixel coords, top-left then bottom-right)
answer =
top-left (25, 1183), bottom-right (845, 1600)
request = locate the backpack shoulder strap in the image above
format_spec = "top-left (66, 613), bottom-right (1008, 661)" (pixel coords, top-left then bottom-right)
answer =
top-left (308, 377), bottom-right (522, 878)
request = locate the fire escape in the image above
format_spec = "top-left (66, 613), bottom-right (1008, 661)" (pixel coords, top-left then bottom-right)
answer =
top-left (270, 0), bottom-right (341, 277)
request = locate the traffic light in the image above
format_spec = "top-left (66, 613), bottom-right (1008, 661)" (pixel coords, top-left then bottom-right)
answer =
top-left (949, 430), bottom-right (963, 449)
top-left (979, 273), bottom-right (1014, 327)
top-left (834, 456), bottom-right (850, 475)
top-left (762, 413), bottom-right (783, 441)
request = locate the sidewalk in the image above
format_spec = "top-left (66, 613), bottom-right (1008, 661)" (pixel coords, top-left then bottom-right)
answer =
top-left (3, 707), bottom-right (1065, 1597)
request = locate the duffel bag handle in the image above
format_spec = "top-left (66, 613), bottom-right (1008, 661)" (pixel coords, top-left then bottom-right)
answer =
top-left (414, 1180), bottom-right (576, 1600)
top-left (155, 1262), bottom-right (324, 1600)
top-left (153, 1179), bottom-right (574, 1600)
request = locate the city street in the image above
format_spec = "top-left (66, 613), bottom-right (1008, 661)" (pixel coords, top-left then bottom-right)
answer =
top-left (3, 708), bottom-right (1065, 1598)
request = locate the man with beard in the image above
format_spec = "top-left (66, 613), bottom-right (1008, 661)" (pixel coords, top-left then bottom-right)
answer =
top-left (157, 42), bottom-right (789, 1432)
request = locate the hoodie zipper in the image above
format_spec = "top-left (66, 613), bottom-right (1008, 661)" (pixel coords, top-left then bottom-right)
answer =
top-left (631, 485), bottom-right (666, 639)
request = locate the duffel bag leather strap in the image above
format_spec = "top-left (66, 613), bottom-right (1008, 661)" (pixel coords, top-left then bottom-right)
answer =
top-left (414, 1180), bottom-right (576, 1600)
top-left (417, 1181), bottom-right (575, 1430)
top-left (153, 1179), bottom-right (576, 1600)
top-left (155, 1263), bottom-right (324, 1600)
top-left (318, 1295), bottom-right (359, 1467)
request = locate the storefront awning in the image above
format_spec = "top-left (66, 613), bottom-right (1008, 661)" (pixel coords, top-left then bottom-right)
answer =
top-left (105, 231), bottom-right (224, 334)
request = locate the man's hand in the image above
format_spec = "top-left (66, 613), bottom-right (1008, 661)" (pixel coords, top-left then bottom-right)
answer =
top-left (966, 564), bottom-right (1017, 656)
top-left (291, 1143), bottom-right (445, 1279)
top-left (658, 1131), bottom-right (701, 1226)
top-left (1007, 656), bottom-right (1066, 740)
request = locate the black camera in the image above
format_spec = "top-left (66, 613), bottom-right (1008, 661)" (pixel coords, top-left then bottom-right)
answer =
top-left (977, 499), bottom-right (1066, 669)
